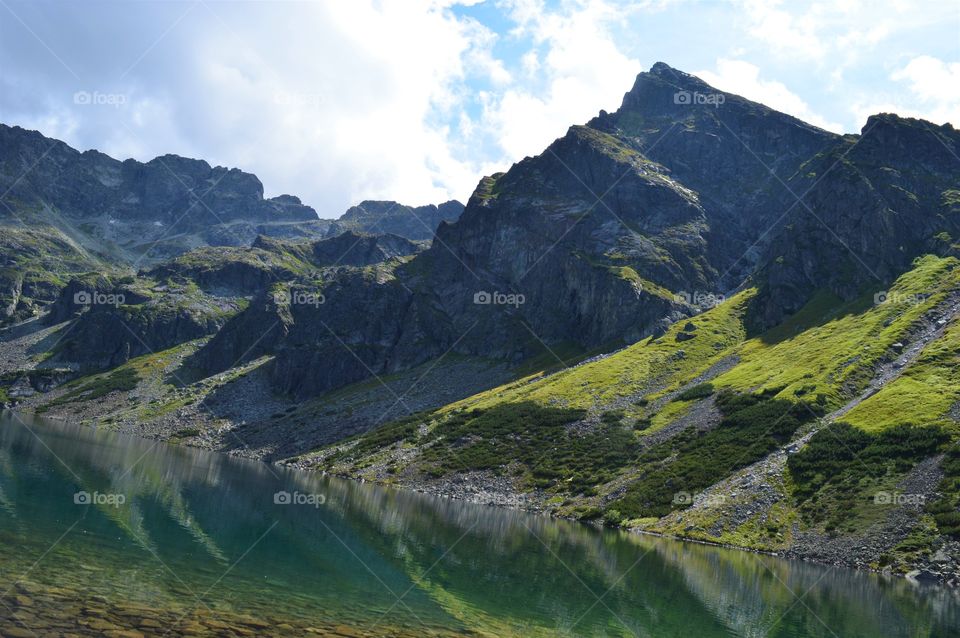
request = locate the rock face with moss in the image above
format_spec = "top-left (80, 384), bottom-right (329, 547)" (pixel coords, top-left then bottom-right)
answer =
top-left (753, 113), bottom-right (960, 325)
top-left (48, 279), bottom-right (243, 371)
top-left (249, 63), bottom-right (960, 399)
top-left (0, 226), bottom-right (103, 324)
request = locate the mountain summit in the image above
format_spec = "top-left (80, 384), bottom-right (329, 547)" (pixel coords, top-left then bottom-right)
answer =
top-left (8, 63), bottom-right (957, 399)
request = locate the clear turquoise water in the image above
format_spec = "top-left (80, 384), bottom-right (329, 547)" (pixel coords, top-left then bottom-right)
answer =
top-left (0, 411), bottom-right (957, 637)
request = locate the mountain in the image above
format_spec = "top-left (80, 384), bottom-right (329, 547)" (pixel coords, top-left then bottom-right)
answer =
top-left (2, 62), bottom-right (960, 583)
top-left (325, 199), bottom-right (465, 240)
top-left (124, 61), bottom-right (958, 400)
top-left (315, 253), bottom-right (960, 584)
top-left (0, 123), bottom-right (331, 260)
top-left (0, 125), bottom-right (467, 326)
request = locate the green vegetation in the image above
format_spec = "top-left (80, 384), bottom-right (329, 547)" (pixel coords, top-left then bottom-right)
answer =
top-left (44, 367), bottom-right (141, 408)
top-left (927, 446), bottom-right (960, 537)
top-left (157, 245), bottom-right (311, 279)
top-left (611, 266), bottom-right (676, 300)
top-left (570, 125), bottom-right (644, 164)
top-left (331, 402), bottom-right (644, 495)
top-left (0, 224), bottom-right (108, 324)
top-left (673, 382), bottom-right (714, 402)
top-left (472, 173), bottom-right (505, 203)
top-left (612, 389), bottom-right (817, 518)
top-left (424, 403), bottom-right (636, 493)
top-left (844, 320), bottom-right (960, 434)
top-left (331, 411), bottom-right (426, 463)
top-left (787, 422), bottom-right (949, 532)
top-left (942, 189), bottom-right (960, 209)
top-left (431, 288), bottom-right (752, 417)
top-left (715, 255), bottom-right (959, 409)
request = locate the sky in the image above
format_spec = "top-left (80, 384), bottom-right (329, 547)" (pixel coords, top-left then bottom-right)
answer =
top-left (1, 0), bottom-right (958, 218)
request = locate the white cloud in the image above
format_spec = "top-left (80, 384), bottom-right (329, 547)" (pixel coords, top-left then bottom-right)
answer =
top-left (739, 0), bottom-right (826, 61)
top-left (0, 0), bottom-right (508, 214)
top-left (0, 0), bottom-right (954, 215)
top-left (475, 0), bottom-right (642, 160)
top-left (696, 59), bottom-right (844, 132)
top-left (851, 55), bottom-right (960, 127)
top-left (892, 55), bottom-right (960, 111)
top-left (735, 0), bottom-right (956, 78)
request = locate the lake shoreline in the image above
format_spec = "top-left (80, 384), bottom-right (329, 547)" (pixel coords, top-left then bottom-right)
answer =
top-left (13, 406), bottom-right (960, 590)
top-left (3, 408), bottom-right (959, 637)
top-left (308, 463), bottom-right (960, 590)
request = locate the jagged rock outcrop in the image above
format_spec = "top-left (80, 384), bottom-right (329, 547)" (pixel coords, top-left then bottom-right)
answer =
top-left (589, 62), bottom-right (839, 287)
top-left (308, 231), bottom-right (423, 266)
top-left (144, 231), bottom-right (424, 298)
top-left (264, 63), bottom-right (959, 398)
top-left (0, 226), bottom-right (102, 325)
top-left (47, 280), bottom-right (240, 370)
top-left (0, 123), bottom-right (321, 265)
top-left (147, 246), bottom-right (302, 296)
top-left (188, 287), bottom-right (296, 374)
top-left (753, 114), bottom-right (960, 324)
top-left (0, 125), bottom-right (318, 227)
top-left (325, 200), bottom-right (464, 240)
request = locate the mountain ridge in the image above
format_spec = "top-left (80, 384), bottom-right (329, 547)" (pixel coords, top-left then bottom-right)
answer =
top-left (2, 62), bottom-right (959, 584)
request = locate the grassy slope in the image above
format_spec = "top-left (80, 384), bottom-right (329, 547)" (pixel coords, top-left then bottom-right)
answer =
top-left (715, 255), bottom-right (959, 410)
top-left (432, 287), bottom-right (752, 418)
top-left (844, 319), bottom-right (960, 433)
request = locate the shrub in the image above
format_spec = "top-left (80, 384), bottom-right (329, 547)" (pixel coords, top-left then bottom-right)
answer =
top-left (673, 383), bottom-right (714, 402)
top-left (611, 389), bottom-right (816, 518)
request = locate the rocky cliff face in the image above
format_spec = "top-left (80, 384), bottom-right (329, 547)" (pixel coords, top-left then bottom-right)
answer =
top-left (263, 64), bottom-right (958, 399)
top-left (0, 124), bottom-right (322, 265)
top-left (589, 62), bottom-right (839, 287)
top-left (7, 62), bottom-right (958, 404)
top-left (0, 226), bottom-right (102, 324)
top-left (754, 114), bottom-right (960, 324)
top-left (49, 280), bottom-right (241, 371)
top-left (0, 124), bottom-right (318, 227)
top-left (325, 200), bottom-right (464, 241)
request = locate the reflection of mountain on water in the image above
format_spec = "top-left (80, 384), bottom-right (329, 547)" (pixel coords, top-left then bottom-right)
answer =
top-left (647, 526), bottom-right (960, 637)
top-left (2, 412), bottom-right (959, 637)
top-left (311, 473), bottom-right (740, 636)
top-left (0, 413), bottom-right (468, 629)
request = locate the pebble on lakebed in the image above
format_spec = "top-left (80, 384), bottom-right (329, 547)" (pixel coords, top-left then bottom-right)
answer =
top-left (0, 580), bottom-right (472, 638)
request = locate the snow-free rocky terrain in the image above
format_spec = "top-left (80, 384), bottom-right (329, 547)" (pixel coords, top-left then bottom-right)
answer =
top-left (3, 62), bottom-right (960, 584)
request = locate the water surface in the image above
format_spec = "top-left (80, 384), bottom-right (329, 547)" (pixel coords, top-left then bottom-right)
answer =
top-left (0, 411), bottom-right (956, 637)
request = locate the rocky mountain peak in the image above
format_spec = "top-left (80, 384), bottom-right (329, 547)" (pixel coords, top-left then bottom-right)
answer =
top-left (325, 198), bottom-right (465, 241)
